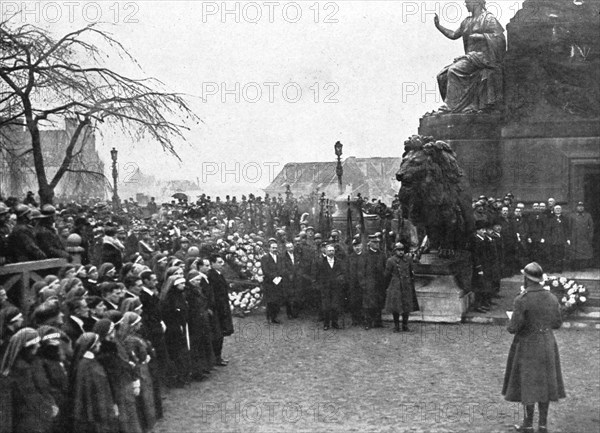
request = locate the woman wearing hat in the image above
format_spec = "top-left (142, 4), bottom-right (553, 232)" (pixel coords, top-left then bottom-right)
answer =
top-left (383, 243), bottom-right (420, 332)
top-left (0, 306), bottom-right (25, 360)
top-left (502, 262), bottom-right (565, 433)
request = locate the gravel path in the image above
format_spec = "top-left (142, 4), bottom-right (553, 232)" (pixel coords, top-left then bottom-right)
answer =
top-left (155, 315), bottom-right (600, 433)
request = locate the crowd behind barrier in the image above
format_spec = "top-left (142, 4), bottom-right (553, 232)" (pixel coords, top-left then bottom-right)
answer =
top-left (0, 189), bottom-right (595, 433)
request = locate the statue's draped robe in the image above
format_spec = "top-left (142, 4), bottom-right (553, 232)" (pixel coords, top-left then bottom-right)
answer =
top-left (437, 11), bottom-right (506, 112)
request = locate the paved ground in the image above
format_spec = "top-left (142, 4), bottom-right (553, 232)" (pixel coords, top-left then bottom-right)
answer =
top-left (155, 314), bottom-right (600, 433)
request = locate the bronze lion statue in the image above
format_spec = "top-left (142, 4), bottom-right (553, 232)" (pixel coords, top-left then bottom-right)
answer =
top-left (396, 135), bottom-right (474, 257)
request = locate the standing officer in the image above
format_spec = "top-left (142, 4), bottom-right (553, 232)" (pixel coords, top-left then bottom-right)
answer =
top-left (471, 220), bottom-right (493, 313)
top-left (528, 203), bottom-right (547, 268)
top-left (315, 243), bottom-right (345, 330)
top-left (502, 262), bottom-right (565, 433)
top-left (568, 202), bottom-right (594, 270)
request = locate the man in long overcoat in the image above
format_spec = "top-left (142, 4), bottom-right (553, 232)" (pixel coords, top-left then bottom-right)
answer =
top-left (568, 202), bottom-right (594, 270)
top-left (544, 205), bottom-right (570, 273)
top-left (315, 244), bottom-right (346, 330)
top-left (261, 240), bottom-right (284, 323)
top-left (207, 255), bottom-right (234, 366)
top-left (502, 262), bottom-right (565, 433)
top-left (363, 234), bottom-right (386, 329)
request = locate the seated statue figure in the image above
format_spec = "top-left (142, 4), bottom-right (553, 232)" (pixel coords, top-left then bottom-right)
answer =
top-left (434, 0), bottom-right (506, 114)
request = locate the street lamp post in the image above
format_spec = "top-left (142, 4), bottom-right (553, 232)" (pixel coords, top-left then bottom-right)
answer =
top-left (334, 141), bottom-right (343, 195)
top-left (110, 147), bottom-right (120, 210)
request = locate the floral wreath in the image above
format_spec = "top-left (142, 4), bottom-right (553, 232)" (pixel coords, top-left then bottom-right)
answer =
top-left (542, 274), bottom-right (588, 315)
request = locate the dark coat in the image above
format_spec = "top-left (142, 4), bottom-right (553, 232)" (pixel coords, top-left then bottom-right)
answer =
top-left (100, 242), bottom-right (123, 272)
top-left (384, 254), bottom-right (419, 314)
top-left (569, 212), bottom-right (594, 260)
top-left (185, 281), bottom-right (216, 373)
top-left (472, 234), bottom-right (494, 295)
top-left (544, 215), bottom-right (570, 246)
top-left (502, 286), bottom-right (566, 404)
top-left (282, 252), bottom-right (302, 303)
top-left (139, 288), bottom-right (164, 340)
top-left (35, 225), bottom-right (69, 259)
top-left (346, 252), bottom-right (367, 310)
top-left (207, 269), bottom-right (234, 337)
top-left (8, 357), bottom-right (56, 433)
top-left (363, 248), bottom-right (386, 310)
top-left (261, 253), bottom-right (284, 304)
top-left (315, 256), bottom-right (345, 311)
top-left (71, 356), bottom-right (119, 433)
top-left (95, 340), bottom-right (142, 433)
top-left (6, 223), bottom-right (47, 263)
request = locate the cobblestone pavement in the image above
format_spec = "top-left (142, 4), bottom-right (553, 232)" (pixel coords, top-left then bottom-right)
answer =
top-left (155, 315), bottom-right (600, 433)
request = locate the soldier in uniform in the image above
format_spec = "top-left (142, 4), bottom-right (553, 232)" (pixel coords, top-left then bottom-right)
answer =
top-left (6, 204), bottom-right (47, 263)
top-left (502, 262), bottom-right (565, 433)
top-left (34, 205), bottom-right (69, 260)
top-left (363, 234), bottom-right (387, 329)
top-left (383, 242), bottom-right (419, 332)
top-left (568, 202), bottom-right (594, 270)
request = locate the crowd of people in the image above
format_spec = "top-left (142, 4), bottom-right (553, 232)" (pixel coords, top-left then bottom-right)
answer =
top-left (0, 188), bottom-right (595, 432)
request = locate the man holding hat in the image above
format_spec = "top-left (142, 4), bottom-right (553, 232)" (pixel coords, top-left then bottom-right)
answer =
top-left (502, 261), bottom-right (565, 433)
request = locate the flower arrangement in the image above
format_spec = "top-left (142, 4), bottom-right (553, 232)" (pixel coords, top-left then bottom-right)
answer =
top-left (542, 275), bottom-right (589, 315)
top-left (229, 286), bottom-right (263, 316)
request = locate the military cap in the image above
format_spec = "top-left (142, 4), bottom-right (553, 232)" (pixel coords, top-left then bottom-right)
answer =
top-left (352, 238), bottom-right (361, 246)
top-left (306, 226), bottom-right (315, 232)
top-left (40, 204), bottom-right (57, 217)
top-left (521, 262), bottom-right (543, 283)
top-left (314, 233), bottom-right (323, 240)
top-left (392, 242), bottom-right (405, 251)
top-left (14, 204), bottom-right (31, 218)
top-left (577, 201), bottom-right (584, 206)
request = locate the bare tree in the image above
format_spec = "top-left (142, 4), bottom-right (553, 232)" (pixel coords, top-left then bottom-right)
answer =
top-left (0, 16), bottom-right (199, 204)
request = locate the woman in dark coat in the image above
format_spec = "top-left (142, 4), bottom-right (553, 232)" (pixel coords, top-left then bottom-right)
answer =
top-left (36, 326), bottom-right (69, 433)
top-left (118, 312), bottom-right (156, 433)
top-left (384, 242), bottom-right (420, 332)
top-left (93, 318), bottom-right (143, 433)
top-left (160, 276), bottom-right (191, 386)
top-left (502, 262), bottom-right (565, 433)
top-left (185, 269), bottom-right (216, 379)
top-left (70, 332), bottom-right (119, 433)
top-left (1, 328), bottom-right (57, 433)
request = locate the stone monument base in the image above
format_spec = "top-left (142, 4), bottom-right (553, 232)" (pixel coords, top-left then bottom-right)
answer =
top-left (405, 252), bottom-right (473, 323)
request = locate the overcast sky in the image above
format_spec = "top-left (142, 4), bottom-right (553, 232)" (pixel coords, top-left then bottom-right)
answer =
top-left (8, 0), bottom-right (524, 195)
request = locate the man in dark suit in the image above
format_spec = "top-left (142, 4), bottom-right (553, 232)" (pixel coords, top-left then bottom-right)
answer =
top-left (544, 205), bottom-right (571, 273)
top-left (510, 207), bottom-right (530, 271)
top-left (62, 297), bottom-right (94, 347)
top-left (282, 241), bottom-right (302, 319)
top-left (207, 254), bottom-right (234, 366)
top-left (139, 270), bottom-right (172, 389)
top-left (471, 221), bottom-right (494, 313)
top-left (316, 243), bottom-right (346, 330)
top-left (261, 240), bottom-right (284, 323)
top-left (100, 282), bottom-right (123, 311)
top-left (528, 203), bottom-right (548, 268)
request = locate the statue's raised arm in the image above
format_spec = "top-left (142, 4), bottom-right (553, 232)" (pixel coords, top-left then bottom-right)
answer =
top-left (434, 0), bottom-right (506, 114)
